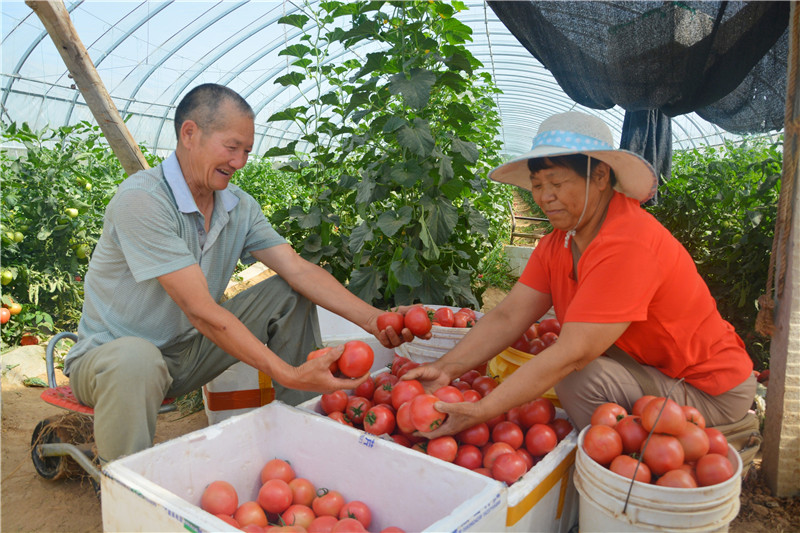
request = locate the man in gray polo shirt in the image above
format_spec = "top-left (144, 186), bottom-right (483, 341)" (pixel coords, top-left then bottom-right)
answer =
top-left (64, 84), bottom-right (412, 463)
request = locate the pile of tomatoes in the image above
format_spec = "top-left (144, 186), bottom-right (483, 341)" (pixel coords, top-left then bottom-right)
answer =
top-left (319, 354), bottom-right (573, 486)
top-left (376, 306), bottom-right (478, 336)
top-left (200, 458), bottom-right (404, 532)
top-left (509, 318), bottom-right (561, 355)
top-left (582, 396), bottom-right (737, 488)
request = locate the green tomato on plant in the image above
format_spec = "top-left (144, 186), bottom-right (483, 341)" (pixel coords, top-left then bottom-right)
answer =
top-left (65, 208), bottom-right (79, 218)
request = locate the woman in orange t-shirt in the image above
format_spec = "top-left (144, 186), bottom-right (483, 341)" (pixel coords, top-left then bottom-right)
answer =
top-left (404, 112), bottom-right (756, 432)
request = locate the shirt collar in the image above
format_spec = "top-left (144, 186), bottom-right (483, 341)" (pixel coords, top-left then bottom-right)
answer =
top-left (163, 152), bottom-right (239, 213)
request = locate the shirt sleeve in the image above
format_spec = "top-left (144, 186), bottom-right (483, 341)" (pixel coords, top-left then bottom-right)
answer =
top-left (565, 238), bottom-right (661, 323)
top-left (109, 188), bottom-right (198, 283)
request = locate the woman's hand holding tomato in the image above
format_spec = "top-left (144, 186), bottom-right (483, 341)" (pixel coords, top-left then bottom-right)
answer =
top-left (371, 306), bottom-right (432, 348)
top-left (409, 398), bottom-right (489, 441)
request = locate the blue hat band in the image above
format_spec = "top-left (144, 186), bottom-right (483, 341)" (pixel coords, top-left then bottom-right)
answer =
top-left (531, 130), bottom-right (613, 152)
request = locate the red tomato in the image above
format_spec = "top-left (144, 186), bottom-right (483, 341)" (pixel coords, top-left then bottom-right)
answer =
top-left (527, 338), bottom-right (547, 355)
top-left (539, 332), bottom-right (558, 347)
top-left (281, 504), bottom-right (315, 530)
top-left (696, 453), bottom-right (735, 486)
top-left (332, 518), bottom-right (367, 533)
top-left (458, 369), bottom-right (482, 385)
top-left (456, 422), bottom-right (491, 447)
top-left (434, 385), bottom-right (465, 403)
top-left (339, 340), bottom-right (374, 378)
top-left (433, 307), bottom-right (455, 327)
top-left (201, 480), bottom-right (239, 516)
top-left (473, 467), bottom-right (492, 477)
top-left (345, 396), bottom-right (372, 425)
top-left (395, 401), bottom-right (416, 434)
top-left (261, 458), bottom-right (295, 484)
top-left (364, 405), bottom-right (396, 435)
top-left (492, 421), bottom-right (524, 449)
top-left (395, 360), bottom-right (420, 379)
top-left (427, 436), bottom-right (458, 462)
top-left (451, 380), bottom-right (472, 392)
top-left (410, 394), bottom-right (446, 432)
top-left (0, 308), bottom-right (10, 325)
top-left (453, 312), bottom-right (475, 328)
top-left (457, 308), bottom-right (477, 320)
top-left (583, 425), bottom-right (623, 465)
top-left (390, 356), bottom-right (410, 376)
top-left (516, 448), bottom-right (535, 470)
top-left (523, 324), bottom-right (539, 341)
top-left (320, 390), bottom-right (348, 415)
top-left (339, 500), bottom-right (372, 529)
top-left (462, 389), bottom-right (482, 403)
top-left (377, 311), bottom-right (404, 333)
top-left (372, 382), bottom-right (394, 406)
top-left (677, 423), bottom-right (710, 461)
top-left (548, 418), bottom-right (574, 442)
top-left (656, 469), bottom-right (698, 488)
top-left (681, 405), bottom-right (707, 428)
top-left (641, 397), bottom-right (687, 436)
top-left (641, 433), bottom-right (685, 476)
top-left (307, 346), bottom-right (338, 373)
top-left (404, 307), bottom-right (432, 336)
top-left (214, 514), bottom-right (240, 528)
top-left (609, 455), bottom-right (652, 484)
top-left (308, 515), bottom-right (339, 533)
top-left (678, 462), bottom-right (699, 483)
top-left (391, 433), bottom-right (412, 447)
top-left (328, 411), bottom-right (352, 426)
top-left (288, 478), bottom-right (316, 507)
top-left (391, 379), bottom-right (425, 410)
top-left (258, 479), bottom-right (292, 514)
top-left (510, 335), bottom-right (531, 353)
top-left (234, 501), bottom-right (268, 528)
top-left (375, 371), bottom-right (399, 387)
top-left (483, 442), bottom-right (516, 469)
top-left (472, 376), bottom-right (498, 397)
top-left (354, 376), bottom-right (375, 400)
top-left (485, 412), bottom-right (507, 430)
top-left (538, 318), bottom-right (561, 336)
top-left (631, 395), bottom-right (657, 416)
top-left (525, 423), bottom-right (558, 456)
top-left (590, 402), bottom-right (628, 427)
top-left (520, 398), bottom-right (557, 428)
top-left (312, 489), bottom-right (345, 517)
top-left (704, 427), bottom-right (729, 456)
top-left (491, 451), bottom-right (528, 484)
top-left (454, 444), bottom-right (484, 470)
top-left (614, 415), bottom-right (649, 455)
top-left (505, 406), bottom-right (523, 427)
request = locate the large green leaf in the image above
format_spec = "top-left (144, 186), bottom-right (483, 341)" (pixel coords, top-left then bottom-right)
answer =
top-left (297, 206), bottom-right (322, 229)
top-left (356, 175), bottom-right (377, 204)
top-left (274, 72), bottom-right (305, 87)
top-left (389, 160), bottom-right (423, 187)
top-left (411, 265), bottom-right (449, 304)
top-left (278, 14), bottom-right (309, 29)
top-left (382, 116), bottom-right (406, 134)
top-left (418, 217), bottom-right (440, 261)
top-left (352, 52), bottom-right (386, 81)
top-left (388, 69), bottom-right (436, 109)
top-left (396, 119), bottom-right (434, 157)
top-left (423, 198), bottom-right (458, 244)
top-left (466, 206), bottom-right (490, 236)
top-left (349, 221), bottom-right (374, 254)
top-left (450, 136), bottom-right (479, 164)
top-left (279, 44), bottom-right (312, 59)
top-left (377, 206), bottom-right (413, 237)
top-left (448, 269), bottom-right (480, 308)
top-left (390, 256), bottom-right (423, 288)
top-left (263, 141), bottom-right (299, 158)
top-left (348, 266), bottom-right (383, 303)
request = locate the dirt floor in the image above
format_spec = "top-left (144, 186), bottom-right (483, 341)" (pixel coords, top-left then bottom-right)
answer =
top-left (2, 287), bottom-right (798, 532)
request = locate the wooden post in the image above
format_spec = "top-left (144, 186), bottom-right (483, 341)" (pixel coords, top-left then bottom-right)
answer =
top-left (26, 0), bottom-right (149, 176)
top-left (761, 0), bottom-right (800, 497)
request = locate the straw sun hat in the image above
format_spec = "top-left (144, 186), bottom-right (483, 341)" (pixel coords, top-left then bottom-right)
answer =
top-left (489, 112), bottom-right (658, 203)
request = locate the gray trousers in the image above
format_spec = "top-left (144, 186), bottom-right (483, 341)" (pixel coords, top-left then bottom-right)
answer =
top-left (69, 276), bottom-right (322, 462)
top-left (554, 355), bottom-right (757, 430)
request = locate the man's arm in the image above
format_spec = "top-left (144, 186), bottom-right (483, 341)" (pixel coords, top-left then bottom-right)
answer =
top-left (251, 244), bottom-right (412, 346)
top-left (157, 264), bottom-right (366, 392)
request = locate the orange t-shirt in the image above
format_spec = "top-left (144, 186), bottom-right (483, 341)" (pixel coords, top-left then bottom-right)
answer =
top-left (520, 192), bottom-right (752, 395)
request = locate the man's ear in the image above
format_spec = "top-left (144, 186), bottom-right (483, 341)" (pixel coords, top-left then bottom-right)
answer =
top-left (180, 119), bottom-right (200, 148)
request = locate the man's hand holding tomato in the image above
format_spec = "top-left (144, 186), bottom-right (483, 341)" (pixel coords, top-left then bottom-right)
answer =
top-left (287, 344), bottom-right (370, 393)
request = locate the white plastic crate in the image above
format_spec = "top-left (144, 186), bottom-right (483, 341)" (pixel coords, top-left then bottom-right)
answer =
top-left (102, 402), bottom-right (508, 532)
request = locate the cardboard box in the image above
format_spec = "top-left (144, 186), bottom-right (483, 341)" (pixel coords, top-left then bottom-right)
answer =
top-left (102, 402), bottom-right (507, 532)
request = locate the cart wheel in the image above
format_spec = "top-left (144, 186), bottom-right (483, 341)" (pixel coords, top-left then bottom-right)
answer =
top-left (30, 413), bottom-right (94, 480)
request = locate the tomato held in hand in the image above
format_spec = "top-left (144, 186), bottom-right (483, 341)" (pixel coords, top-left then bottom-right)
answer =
top-left (404, 307), bottom-right (432, 336)
top-left (338, 340), bottom-right (374, 378)
top-left (307, 346), bottom-right (338, 373)
top-left (391, 379), bottom-right (425, 410)
top-left (377, 311), bottom-right (405, 333)
top-left (409, 393), bottom-right (446, 432)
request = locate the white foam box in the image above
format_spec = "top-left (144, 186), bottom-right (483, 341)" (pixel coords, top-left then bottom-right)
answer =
top-left (102, 402), bottom-right (507, 533)
top-left (301, 392), bottom-right (578, 533)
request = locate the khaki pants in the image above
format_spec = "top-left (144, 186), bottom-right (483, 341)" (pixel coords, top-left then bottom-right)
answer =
top-left (554, 355), bottom-right (757, 430)
top-left (69, 276), bottom-right (321, 462)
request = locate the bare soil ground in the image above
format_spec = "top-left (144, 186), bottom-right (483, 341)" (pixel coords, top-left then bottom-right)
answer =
top-left (1, 287), bottom-right (797, 532)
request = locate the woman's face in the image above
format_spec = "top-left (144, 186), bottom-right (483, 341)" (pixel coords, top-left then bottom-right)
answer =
top-left (529, 164), bottom-right (592, 232)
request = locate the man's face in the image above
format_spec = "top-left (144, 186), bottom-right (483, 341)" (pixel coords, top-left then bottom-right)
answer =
top-left (183, 102), bottom-right (254, 194)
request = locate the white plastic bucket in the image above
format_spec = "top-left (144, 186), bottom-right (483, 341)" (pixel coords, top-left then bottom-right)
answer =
top-left (574, 426), bottom-right (742, 532)
top-left (403, 305), bottom-right (483, 357)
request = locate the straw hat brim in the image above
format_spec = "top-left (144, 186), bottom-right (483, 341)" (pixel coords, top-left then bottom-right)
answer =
top-left (489, 145), bottom-right (658, 203)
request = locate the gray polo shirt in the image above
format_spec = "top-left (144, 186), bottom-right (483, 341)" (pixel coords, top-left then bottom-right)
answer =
top-left (64, 153), bottom-right (286, 374)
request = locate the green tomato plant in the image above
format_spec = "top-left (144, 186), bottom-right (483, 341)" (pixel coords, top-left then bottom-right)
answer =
top-left (263, 0), bottom-right (510, 308)
top-left (647, 136), bottom-right (782, 369)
